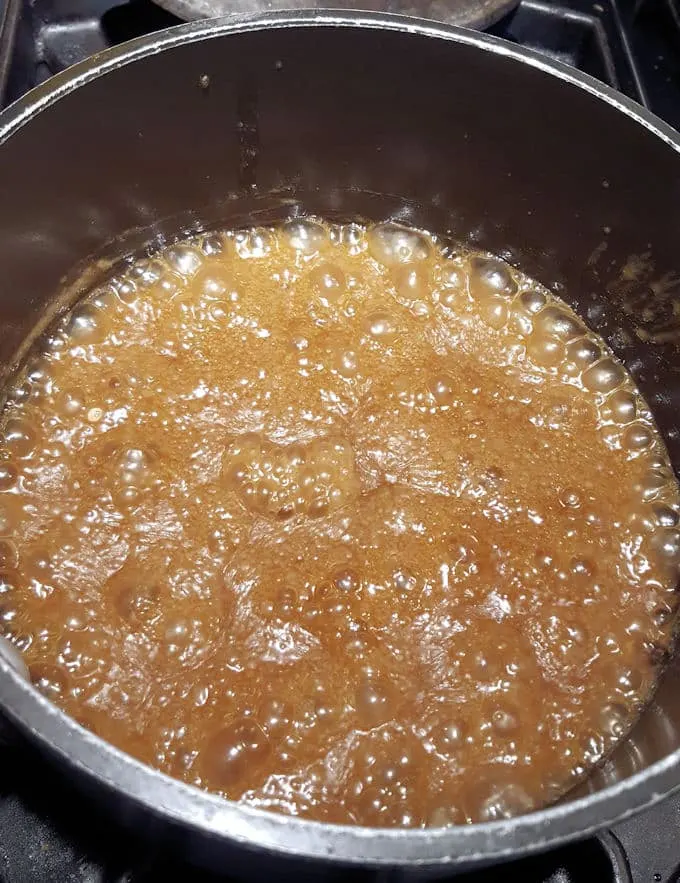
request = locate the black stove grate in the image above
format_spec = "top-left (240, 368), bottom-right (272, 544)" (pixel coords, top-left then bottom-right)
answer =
top-left (1, 0), bottom-right (680, 881)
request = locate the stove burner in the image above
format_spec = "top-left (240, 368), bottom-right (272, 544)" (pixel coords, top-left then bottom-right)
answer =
top-left (0, 0), bottom-right (680, 880)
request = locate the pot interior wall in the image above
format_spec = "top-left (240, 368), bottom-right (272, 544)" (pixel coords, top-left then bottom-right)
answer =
top-left (1, 19), bottom-right (680, 800)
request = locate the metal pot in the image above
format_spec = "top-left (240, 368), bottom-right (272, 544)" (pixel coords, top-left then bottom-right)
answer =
top-left (149, 0), bottom-right (520, 32)
top-left (0, 10), bottom-right (680, 876)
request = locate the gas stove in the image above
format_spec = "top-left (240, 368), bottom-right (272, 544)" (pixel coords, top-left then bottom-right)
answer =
top-left (1, 0), bottom-right (680, 880)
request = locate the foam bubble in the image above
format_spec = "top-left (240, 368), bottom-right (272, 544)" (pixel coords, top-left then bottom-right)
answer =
top-left (202, 718), bottom-right (271, 789)
top-left (469, 257), bottom-right (517, 300)
top-left (602, 390), bottom-right (637, 424)
top-left (477, 783), bottom-right (533, 821)
top-left (201, 232), bottom-right (227, 256)
top-left (622, 423), bottom-right (654, 452)
top-left (234, 228), bottom-right (273, 260)
top-left (492, 707), bottom-right (519, 732)
top-left (534, 306), bottom-right (583, 341)
top-left (479, 297), bottom-right (509, 330)
top-left (582, 359), bottom-right (626, 394)
top-left (283, 219), bottom-right (328, 256)
top-left (517, 289), bottom-right (547, 314)
top-left (364, 312), bottom-right (399, 344)
top-left (526, 334), bottom-right (564, 368)
top-left (652, 504), bottom-right (679, 528)
top-left (355, 675), bottom-right (394, 726)
top-left (367, 223), bottom-right (431, 266)
top-left (166, 244), bottom-right (203, 278)
top-left (334, 350), bottom-right (359, 379)
top-left (308, 263), bottom-right (347, 306)
top-left (652, 527), bottom-right (680, 566)
top-left (3, 419), bottom-right (36, 459)
top-left (428, 374), bottom-right (456, 407)
top-left (599, 702), bottom-right (629, 739)
top-left (0, 463), bottom-right (18, 491)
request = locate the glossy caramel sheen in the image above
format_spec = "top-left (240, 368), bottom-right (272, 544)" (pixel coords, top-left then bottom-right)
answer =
top-left (1, 220), bottom-right (679, 827)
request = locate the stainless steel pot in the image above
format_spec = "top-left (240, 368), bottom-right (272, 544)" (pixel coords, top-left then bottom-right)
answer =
top-left (149, 0), bottom-right (520, 32)
top-left (1, 10), bottom-right (680, 876)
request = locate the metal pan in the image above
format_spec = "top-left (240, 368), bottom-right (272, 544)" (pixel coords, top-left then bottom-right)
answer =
top-left (150, 0), bottom-right (520, 31)
top-left (0, 10), bottom-right (680, 876)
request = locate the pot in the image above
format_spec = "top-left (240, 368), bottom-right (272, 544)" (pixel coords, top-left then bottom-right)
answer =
top-left (0, 10), bottom-right (680, 876)
top-left (149, 0), bottom-right (520, 33)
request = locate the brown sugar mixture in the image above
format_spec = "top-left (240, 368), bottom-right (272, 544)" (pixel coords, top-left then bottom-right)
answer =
top-left (1, 219), bottom-right (679, 827)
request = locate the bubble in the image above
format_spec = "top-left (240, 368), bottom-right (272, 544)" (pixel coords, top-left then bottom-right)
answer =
top-left (582, 359), bottom-right (626, 394)
top-left (428, 720), bottom-right (466, 754)
top-left (201, 232), bottom-right (227, 255)
top-left (355, 676), bottom-right (394, 726)
top-left (599, 702), bottom-right (629, 739)
top-left (367, 223), bottom-right (431, 266)
top-left (25, 357), bottom-right (48, 387)
top-left (3, 418), bottom-right (36, 458)
top-left (165, 244), bottom-right (203, 277)
top-left (283, 219), bottom-right (328, 256)
top-left (30, 662), bottom-right (68, 700)
top-left (570, 557), bottom-right (595, 578)
top-left (652, 527), bottom-right (680, 566)
top-left (65, 304), bottom-right (101, 342)
top-left (113, 486), bottom-right (141, 509)
top-left (224, 434), bottom-right (358, 520)
top-left (115, 447), bottom-right (152, 488)
top-left (517, 289), bottom-right (547, 314)
top-left (492, 707), bottom-right (519, 733)
top-left (0, 463), bottom-right (18, 491)
top-left (636, 470), bottom-right (671, 502)
top-left (534, 306), bottom-right (583, 341)
top-left (364, 312), bottom-right (399, 344)
top-left (428, 806), bottom-right (462, 827)
top-left (202, 718), bottom-right (271, 789)
top-left (559, 488), bottom-right (582, 509)
top-left (526, 334), bottom-right (564, 368)
top-left (308, 263), bottom-right (346, 306)
top-left (115, 585), bottom-right (160, 626)
top-left (0, 635), bottom-right (28, 679)
top-left (615, 667), bottom-right (644, 695)
top-left (468, 257), bottom-right (517, 299)
top-left (336, 223), bottom-right (366, 255)
top-left (234, 228), bottom-right (273, 260)
top-left (566, 337), bottom-right (601, 370)
top-left (652, 504), bottom-right (679, 528)
top-left (602, 389), bottom-right (636, 424)
top-left (0, 540), bottom-right (18, 570)
top-left (428, 374), bottom-right (456, 407)
top-left (56, 390), bottom-right (84, 418)
top-left (333, 569), bottom-right (358, 592)
top-left (393, 569), bottom-right (417, 592)
top-left (334, 350), bottom-right (359, 379)
top-left (438, 260), bottom-right (464, 286)
top-left (477, 783), bottom-right (534, 821)
top-left (622, 423), bottom-right (654, 452)
top-left (392, 265), bottom-right (430, 307)
top-left (479, 297), bottom-right (509, 330)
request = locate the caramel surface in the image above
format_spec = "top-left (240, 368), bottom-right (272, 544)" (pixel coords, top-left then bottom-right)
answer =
top-left (1, 220), bottom-right (679, 826)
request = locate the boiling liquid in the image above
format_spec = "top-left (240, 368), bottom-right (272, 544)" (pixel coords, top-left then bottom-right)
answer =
top-left (1, 219), bottom-right (679, 826)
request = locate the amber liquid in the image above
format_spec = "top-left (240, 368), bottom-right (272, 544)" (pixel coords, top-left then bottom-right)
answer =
top-left (1, 220), bottom-right (678, 827)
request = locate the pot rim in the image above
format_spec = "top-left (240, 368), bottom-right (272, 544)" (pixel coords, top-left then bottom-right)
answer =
top-left (2, 9), bottom-right (680, 867)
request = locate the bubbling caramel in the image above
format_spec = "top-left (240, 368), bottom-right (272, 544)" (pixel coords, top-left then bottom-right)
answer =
top-left (1, 219), bottom-right (679, 827)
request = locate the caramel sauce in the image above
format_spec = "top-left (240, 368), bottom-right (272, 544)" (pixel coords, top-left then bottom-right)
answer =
top-left (1, 219), bottom-right (679, 826)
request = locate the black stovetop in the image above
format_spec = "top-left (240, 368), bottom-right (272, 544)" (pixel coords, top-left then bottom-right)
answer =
top-left (1, 0), bottom-right (680, 881)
